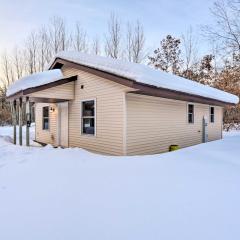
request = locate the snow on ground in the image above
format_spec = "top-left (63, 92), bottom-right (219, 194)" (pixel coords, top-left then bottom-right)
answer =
top-left (0, 126), bottom-right (240, 240)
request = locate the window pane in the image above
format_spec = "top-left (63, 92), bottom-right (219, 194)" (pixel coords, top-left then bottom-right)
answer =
top-left (210, 107), bottom-right (214, 123)
top-left (188, 104), bottom-right (194, 123)
top-left (43, 107), bottom-right (49, 118)
top-left (188, 114), bottom-right (193, 123)
top-left (42, 107), bottom-right (49, 130)
top-left (43, 118), bottom-right (49, 130)
top-left (188, 104), bottom-right (194, 113)
top-left (82, 101), bottom-right (94, 117)
top-left (82, 118), bottom-right (95, 134)
top-left (211, 107), bottom-right (214, 115)
top-left (211, 115), bottom-right (214, 123)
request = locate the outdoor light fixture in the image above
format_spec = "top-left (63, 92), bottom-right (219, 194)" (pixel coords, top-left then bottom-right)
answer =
top-left (50, 107), bottom-right (55, 112)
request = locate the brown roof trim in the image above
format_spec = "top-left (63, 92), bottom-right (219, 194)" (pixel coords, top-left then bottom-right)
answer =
top-left (7, 91), bottom-right (24, 101)
top-left (7, 75), bottom-right (77, 100)
top-left (130, 84), bottom-right (234, 107)
top-left (50, 58), bottom-right (234, 106)
top-left (50, 58), bottom-right (135, 88)
top-left (23, 75), bottom-right (77, 95)
top-left (29, 97), bottom-right (72, 103)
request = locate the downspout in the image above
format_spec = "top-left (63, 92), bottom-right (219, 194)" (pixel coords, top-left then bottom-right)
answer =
top-left (123, 92), bottom-right (127, 156)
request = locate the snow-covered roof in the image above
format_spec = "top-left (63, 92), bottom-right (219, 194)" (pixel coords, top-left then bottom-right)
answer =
top-left (7, 69), bottom-right (64, 97)
top-left (49, 51), bottom-right (239, 104)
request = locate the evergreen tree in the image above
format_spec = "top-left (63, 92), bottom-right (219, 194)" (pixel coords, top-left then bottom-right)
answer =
top-left (148, 35), bottom-right (183, 75)
top-left (197, 54), bottom-right (215, 85)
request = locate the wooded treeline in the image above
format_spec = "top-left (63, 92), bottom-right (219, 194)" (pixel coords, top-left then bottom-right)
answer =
top-left (1, 0), bottom-right (240, 125)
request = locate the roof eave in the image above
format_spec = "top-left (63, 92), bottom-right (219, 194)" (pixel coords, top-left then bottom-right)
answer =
top-left (6, 75), bottom-right (78, 101)
top-left (49, 57), bottom-right (236, 107)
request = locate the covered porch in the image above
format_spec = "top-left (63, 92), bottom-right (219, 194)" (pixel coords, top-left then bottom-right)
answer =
top-left (6, 70), bottom-right (77, 147)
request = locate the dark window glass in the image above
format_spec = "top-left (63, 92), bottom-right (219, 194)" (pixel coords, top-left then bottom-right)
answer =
top-left (43, 106), bottom-right (49, 118)
top-left (82, 118), bottom-right (95, 134)
top-left (42, 106), bottom-right (49, 130)
top-left (210, 107), bottom-right (215, 123)
top-left (43, 118), bottom-right (49, 130)
top-left (82, 100), bottom-right (94, 117)
top-left (82, 101), bottom-right (95, 135)
top-left (188, 104), bottom-right (194, 123)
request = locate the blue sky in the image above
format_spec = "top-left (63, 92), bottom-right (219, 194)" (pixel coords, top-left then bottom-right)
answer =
top-left (0, 0), bottom-right (215, 54)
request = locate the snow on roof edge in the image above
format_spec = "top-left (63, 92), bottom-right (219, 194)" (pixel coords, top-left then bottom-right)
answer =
top-left (48, 51), bottom-right (239, 104)
top-left (6, 69), bottom-right (64, 97)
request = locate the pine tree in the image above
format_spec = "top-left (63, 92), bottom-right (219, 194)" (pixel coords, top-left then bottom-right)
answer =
top-left (197, 54), bottom-right (215, 85)
top-left (148, 35), bottom-right (183, 75)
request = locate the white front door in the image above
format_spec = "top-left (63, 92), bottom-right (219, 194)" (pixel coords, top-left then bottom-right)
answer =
top-left (58, 102), bottom-right (69, 147)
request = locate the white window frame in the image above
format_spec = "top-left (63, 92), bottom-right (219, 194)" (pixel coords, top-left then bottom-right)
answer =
top-left (187, 103), bottom-right (195, 124)
top-left (42, 106), bottom-right (50, 131)
top-left (80, 98), bottom-right (96, 137)
top-left (209, 106), bottom-right (215, 123)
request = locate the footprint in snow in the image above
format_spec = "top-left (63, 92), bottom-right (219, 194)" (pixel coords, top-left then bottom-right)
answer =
top-left (0, 163), bottom-right (6, 168)
top-left (18, 159), bottom-right (28, 164)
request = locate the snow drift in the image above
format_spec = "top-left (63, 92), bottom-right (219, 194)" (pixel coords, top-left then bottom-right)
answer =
top-left (0, 126), bottom-right (240, 240)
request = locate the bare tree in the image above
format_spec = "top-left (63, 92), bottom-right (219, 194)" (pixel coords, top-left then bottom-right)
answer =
top-left (13, 47), bottom-right (24, 79)
top-left (37, 27), bottom-right (52, 71)
top-left (131, 21), bottom-right (146, 63)
top-left (25, 31), bottom-right (38, 74)
top-left (71, 22), bottom-right (88, 52)
top-left (126, 23), bottom-right (133, 62)
top-left (125, 21), bottom-right (146, 63)
top-left (92, 36), bottom-right (101, 55)
top-left (49, 16), bottom-right (69, 54)
top-left (210, 41), bottom-right (222, 77)
top-left (0, 52), bottom-right (14, 124)
top-left (202, 0), bottom-right (240, 54)
top-left (0, 51), bottom-right (14, 88)
top-left (181, 26), bottom-right (198, 76)
top-left (105, 13), bottom-right (122, 58)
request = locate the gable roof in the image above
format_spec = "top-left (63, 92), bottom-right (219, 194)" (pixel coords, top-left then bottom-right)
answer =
top-left (49, 51), bottom-right (239, 105)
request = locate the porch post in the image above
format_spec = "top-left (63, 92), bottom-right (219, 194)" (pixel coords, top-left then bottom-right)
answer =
top-left (26, 97), bottom-right (30, 146)
top-left (19, 98), bottom-right (23, 146)
top-left (12, 100), bottom-right (17, 145)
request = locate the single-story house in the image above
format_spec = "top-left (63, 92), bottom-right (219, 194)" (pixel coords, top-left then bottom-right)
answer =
top-left (7, 51), bottom-right (239, 155)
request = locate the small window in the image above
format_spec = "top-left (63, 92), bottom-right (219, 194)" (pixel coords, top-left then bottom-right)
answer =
top-left (42, 106), bottom-right (49, 130)
top-left (210, 107), bottom-right (215, 123)
top-left (81, 100), bottom-right (95, 135)
top-left (188, 104), bottom-right (194, 123)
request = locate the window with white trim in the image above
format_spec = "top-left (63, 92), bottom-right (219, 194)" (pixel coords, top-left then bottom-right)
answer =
top-left (42, 106), bottom-right (49, 130)
top-left (81, 100), bottom-right (95, 135)
top-left (188, 104), bottom-right (194, 123)
top-left (210, 106), bottom-right (215, 123)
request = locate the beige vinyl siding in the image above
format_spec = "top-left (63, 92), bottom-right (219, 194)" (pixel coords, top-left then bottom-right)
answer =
top-left (33, 64), bottom-right (223, 155)
top-left (208, 106), bottom-right (223, 141)
top-left (126, 93), bottom-right (223, 155)
top-left (58, 102), bottom-right (69, 147)
top-left (35, 103), bottom-right (58, 146)
top-left (61, 66), bottom-right (132, 155)
top-left (29, 82), bottom-right (74, 100)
